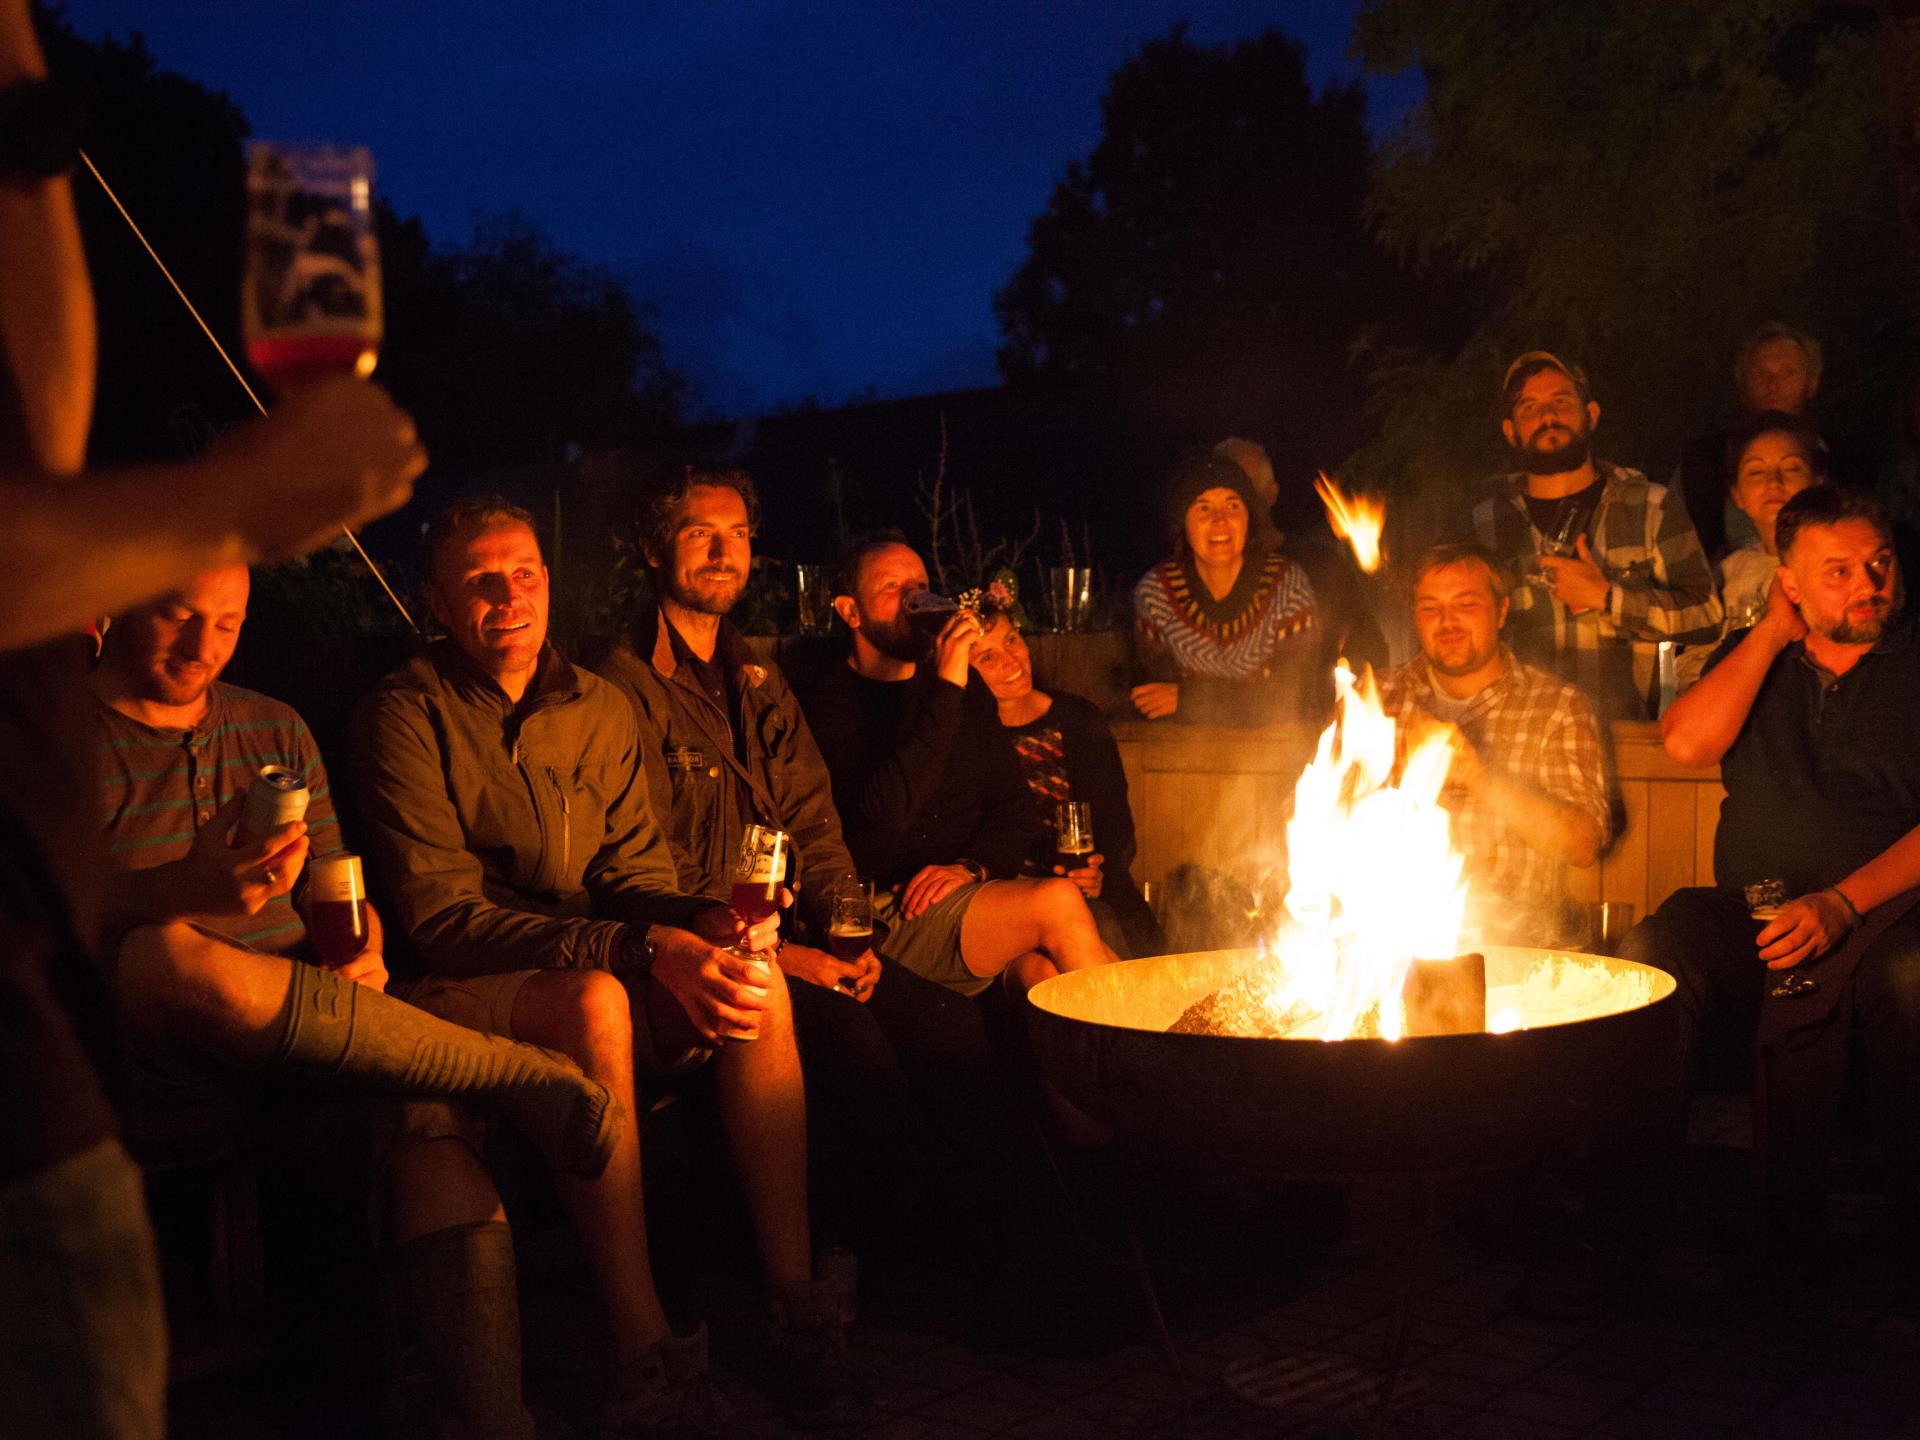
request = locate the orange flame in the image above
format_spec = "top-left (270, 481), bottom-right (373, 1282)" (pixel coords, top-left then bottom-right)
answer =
top-left (1315, 472), bottom-right (1385, 575)
top-left (1257, 665), bottom-right (1466, 1041)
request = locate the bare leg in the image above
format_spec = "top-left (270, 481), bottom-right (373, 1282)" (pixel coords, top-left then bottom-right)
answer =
top-left (706, 963), bottom-right (813, 1292)
top-left (509, 969), bottom-right (671, 1363)
top-left (959, 879), bottom-right (1119, 984)
top-left (117, 922), bottom-right (294, 1063)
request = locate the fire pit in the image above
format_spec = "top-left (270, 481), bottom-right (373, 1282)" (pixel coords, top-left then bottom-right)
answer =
top-left (1029, 948), bottom-right (1673, 1432)
top-left (1028, 944), bottom-right (1674, 1179)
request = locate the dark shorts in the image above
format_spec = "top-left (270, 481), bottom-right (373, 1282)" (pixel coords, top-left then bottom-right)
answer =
top-left (874, 882), bottom-right (985, 997)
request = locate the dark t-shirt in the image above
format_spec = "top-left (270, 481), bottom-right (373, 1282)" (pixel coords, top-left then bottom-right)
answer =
top-left (1711, 619), bottom-right (1920, 894)
top-left (796, 662), bottom-right (1039, 888)
top-left (0, 639), bottom-right (121, 1181)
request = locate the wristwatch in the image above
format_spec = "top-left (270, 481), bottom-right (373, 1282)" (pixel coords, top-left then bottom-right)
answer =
top-left (956, 858), bottom-right (987, 884)
top-left (0, 77), bottom-right (83, 181)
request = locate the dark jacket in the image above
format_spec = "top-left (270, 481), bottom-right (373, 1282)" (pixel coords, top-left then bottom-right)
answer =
top-left (1007, 690), bottom-right (1165, 958)
top-left (591, 606), bottom-right (856, 941)
top-left (347, 640), bottom-right (707, 980)
top-left (796, 662), bottom-right (1039, 889)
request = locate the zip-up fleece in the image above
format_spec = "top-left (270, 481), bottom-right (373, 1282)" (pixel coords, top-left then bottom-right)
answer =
top-left (592, 605), bottom-right (856, 942)
top-left (347, 640), bottom-right (708, 980)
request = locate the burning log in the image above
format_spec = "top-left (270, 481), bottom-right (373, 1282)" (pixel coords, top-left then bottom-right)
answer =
top-left (1169, 953), bottom-right (1488, 1039)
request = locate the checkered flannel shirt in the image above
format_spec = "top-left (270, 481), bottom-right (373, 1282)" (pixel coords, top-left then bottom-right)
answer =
top-left (1378, 650), bottom-right (1612, 932)
top-left (1471, 462), bottom-right (1722, 719)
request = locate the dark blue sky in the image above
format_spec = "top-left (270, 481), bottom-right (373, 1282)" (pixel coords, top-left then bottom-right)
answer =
top-left (62, 2), bottom-right (1413, 418)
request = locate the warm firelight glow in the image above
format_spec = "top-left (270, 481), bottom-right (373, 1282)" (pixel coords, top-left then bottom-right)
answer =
top-left (1255, 665), bottom-right (1466, 1041)
top-left (1315, 472), bottom-right (1386, 575)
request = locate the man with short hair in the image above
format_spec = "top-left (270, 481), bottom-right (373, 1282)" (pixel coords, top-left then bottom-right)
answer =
top-left (592, 467), bottom-right (1056, 1291)
top-left (91, 562), bottom-right (631, 1440)
top-left (1675, 322), bottom-right (1827, 557)
top-left (1474, 351), bottom-right (1722, 720)
top-left (797, 533), bottom-right (1120, 998)
top-left (1378, 543), bottom-right (1610, 946)
top-left (350, 497), bottom-right (866, 1434)
top-left (1636, 485), bottom-right (1920, 1283)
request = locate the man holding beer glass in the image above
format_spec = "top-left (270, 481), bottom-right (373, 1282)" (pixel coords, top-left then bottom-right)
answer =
top-left (596, 467), bottom-right (1059, 1312)
top-left (798, 533), bottom-right (1121, 998)
top-left (351, 497), bottom-right (867, 1434)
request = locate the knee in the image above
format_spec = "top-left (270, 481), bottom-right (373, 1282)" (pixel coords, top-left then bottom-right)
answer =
top-left (1033, 877), bottom-right (1093, 935)
top-left (527, 968), bottom-right (633, 1064)
top-left (1860, 940), bottom-right (1920, 1023)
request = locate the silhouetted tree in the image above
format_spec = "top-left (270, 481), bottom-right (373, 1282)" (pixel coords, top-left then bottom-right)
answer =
top-left (37, 6), bottom-right (252, 464)
top-left (379, 209), bottom-right (681, 466)
top-left (994, 25), bottom-right (1438, 484)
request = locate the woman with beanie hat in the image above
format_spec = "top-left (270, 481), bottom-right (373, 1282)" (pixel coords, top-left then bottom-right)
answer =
top-left (1129, 449), bottom-right (1319, 727)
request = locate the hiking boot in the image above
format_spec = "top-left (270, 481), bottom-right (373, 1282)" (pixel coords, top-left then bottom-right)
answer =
top-left (600, 1324), bottom-right (736, 1440)
top-left (769, 1281), bottom-right (872, 1431)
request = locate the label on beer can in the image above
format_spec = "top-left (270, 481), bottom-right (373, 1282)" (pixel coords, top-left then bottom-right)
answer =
top-left (243, 765), bottom-right (310, 836)
top-left (307, 853), bottom-right (364, 903)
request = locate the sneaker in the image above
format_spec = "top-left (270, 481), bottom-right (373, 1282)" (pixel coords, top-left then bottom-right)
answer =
top-left (600, 1324), bottom-right (736, 1440)
top-left (768, 1281), bottom-right (873, 1431)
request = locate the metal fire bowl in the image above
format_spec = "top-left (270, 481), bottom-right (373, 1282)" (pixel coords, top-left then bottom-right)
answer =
top-left (1027, 947), bottom-right (1677, 1180)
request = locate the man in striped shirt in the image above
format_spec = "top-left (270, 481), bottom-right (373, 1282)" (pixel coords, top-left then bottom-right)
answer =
top-left (1472, 351), bottom-right (1723, 720)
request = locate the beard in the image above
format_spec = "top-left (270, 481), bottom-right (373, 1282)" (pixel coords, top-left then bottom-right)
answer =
top-left (861, 610), bottom-right (928, 663)
top-left (1512, 424), bottom-right (1593, 476)
top-left (665, 566), bottom-right (744, 616)
top-left (1816, 591), bottom-right (1900, 645)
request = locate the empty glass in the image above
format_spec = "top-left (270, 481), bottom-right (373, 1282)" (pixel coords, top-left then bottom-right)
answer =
top-left (1048, 566), bottom-right (1094, 632)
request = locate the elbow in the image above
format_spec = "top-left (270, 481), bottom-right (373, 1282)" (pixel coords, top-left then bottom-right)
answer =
top-left (1660, 714), bottom-right (1715, 769)
top-left (1565, 821), bottom-right (1604, 870)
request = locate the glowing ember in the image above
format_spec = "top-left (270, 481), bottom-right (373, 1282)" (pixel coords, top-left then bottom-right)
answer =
top-left (1254, 665), bottom-right (1466, 1041)
top-left (1315, 472), bottom-right (1386, 574)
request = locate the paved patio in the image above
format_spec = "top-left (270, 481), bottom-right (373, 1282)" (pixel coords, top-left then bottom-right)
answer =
top-left (169, 1090), bottom-right (1918, 1438)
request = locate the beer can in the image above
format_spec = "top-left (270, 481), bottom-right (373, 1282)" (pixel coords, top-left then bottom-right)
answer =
top-left (243, 765), bottom-right (309, 837)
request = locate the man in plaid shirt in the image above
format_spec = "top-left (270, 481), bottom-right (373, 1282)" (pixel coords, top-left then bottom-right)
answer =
top-left (1378, 543), bottom-right (1612, 946)
top-left (1472, 351), bottom-right (1723, 720)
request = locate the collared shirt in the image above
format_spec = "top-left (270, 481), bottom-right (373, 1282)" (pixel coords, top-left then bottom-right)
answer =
top-left (1472, 461), bottom-right (1723, 719)
top-left (592, 607), bottom-right (858, 942)
top-left (94, 681), bottom-right (341, 954)
top-left (1712, 618), bottom-right (1920, 895)
top-left (1378, 649), bottom-right (1612, 942)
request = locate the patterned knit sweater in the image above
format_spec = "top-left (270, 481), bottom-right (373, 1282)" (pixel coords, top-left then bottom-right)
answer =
top-left (1132, 547), bottom-right (1317, 682)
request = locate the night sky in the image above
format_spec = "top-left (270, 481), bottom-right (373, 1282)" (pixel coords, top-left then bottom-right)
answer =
top-left (59, 2), bottom-right (1414, 419)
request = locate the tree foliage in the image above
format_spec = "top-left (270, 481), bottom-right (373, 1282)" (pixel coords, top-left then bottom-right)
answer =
top-left (32, 5), bottom-right (678, 473)
top-left (994, 26), bottom-right (1440, 477)
top-left (378, 210), bottom-right (681, 465)
top-left (1350, 0), bottom-right (1902, 511)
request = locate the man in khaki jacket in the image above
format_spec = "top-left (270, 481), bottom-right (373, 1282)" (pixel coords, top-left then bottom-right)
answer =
top-left (350, 496), bottom-right (866, 1435)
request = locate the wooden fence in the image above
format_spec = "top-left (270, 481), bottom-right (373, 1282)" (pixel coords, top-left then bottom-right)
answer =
top-left (1110, 719), bottom-right (1725, 919)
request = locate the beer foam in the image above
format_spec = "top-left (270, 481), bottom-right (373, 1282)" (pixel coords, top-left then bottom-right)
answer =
top-left (308, 853), bottom-right (365, 903)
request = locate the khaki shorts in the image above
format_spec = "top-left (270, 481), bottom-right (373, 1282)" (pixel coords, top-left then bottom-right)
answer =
top-left (874, 881), bottom-right (987, 997)
top-left (389, 968), bottom-right (709, 1157)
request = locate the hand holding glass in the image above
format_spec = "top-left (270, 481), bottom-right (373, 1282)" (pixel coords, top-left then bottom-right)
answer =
top-left (1055, 801), bottom-right (1094, 872)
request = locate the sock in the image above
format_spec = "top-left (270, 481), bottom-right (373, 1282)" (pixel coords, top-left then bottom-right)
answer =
top-left (395, 1221), bottom-right (536, 1440)
top-left (266, 962), bottom-right (619, 1179)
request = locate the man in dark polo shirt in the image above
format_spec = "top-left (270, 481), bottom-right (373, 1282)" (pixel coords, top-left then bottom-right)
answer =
top-left (797, 533), bottom-right (1120, 999)
top-left (1634, 485), bottom-right (1920, 1279)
